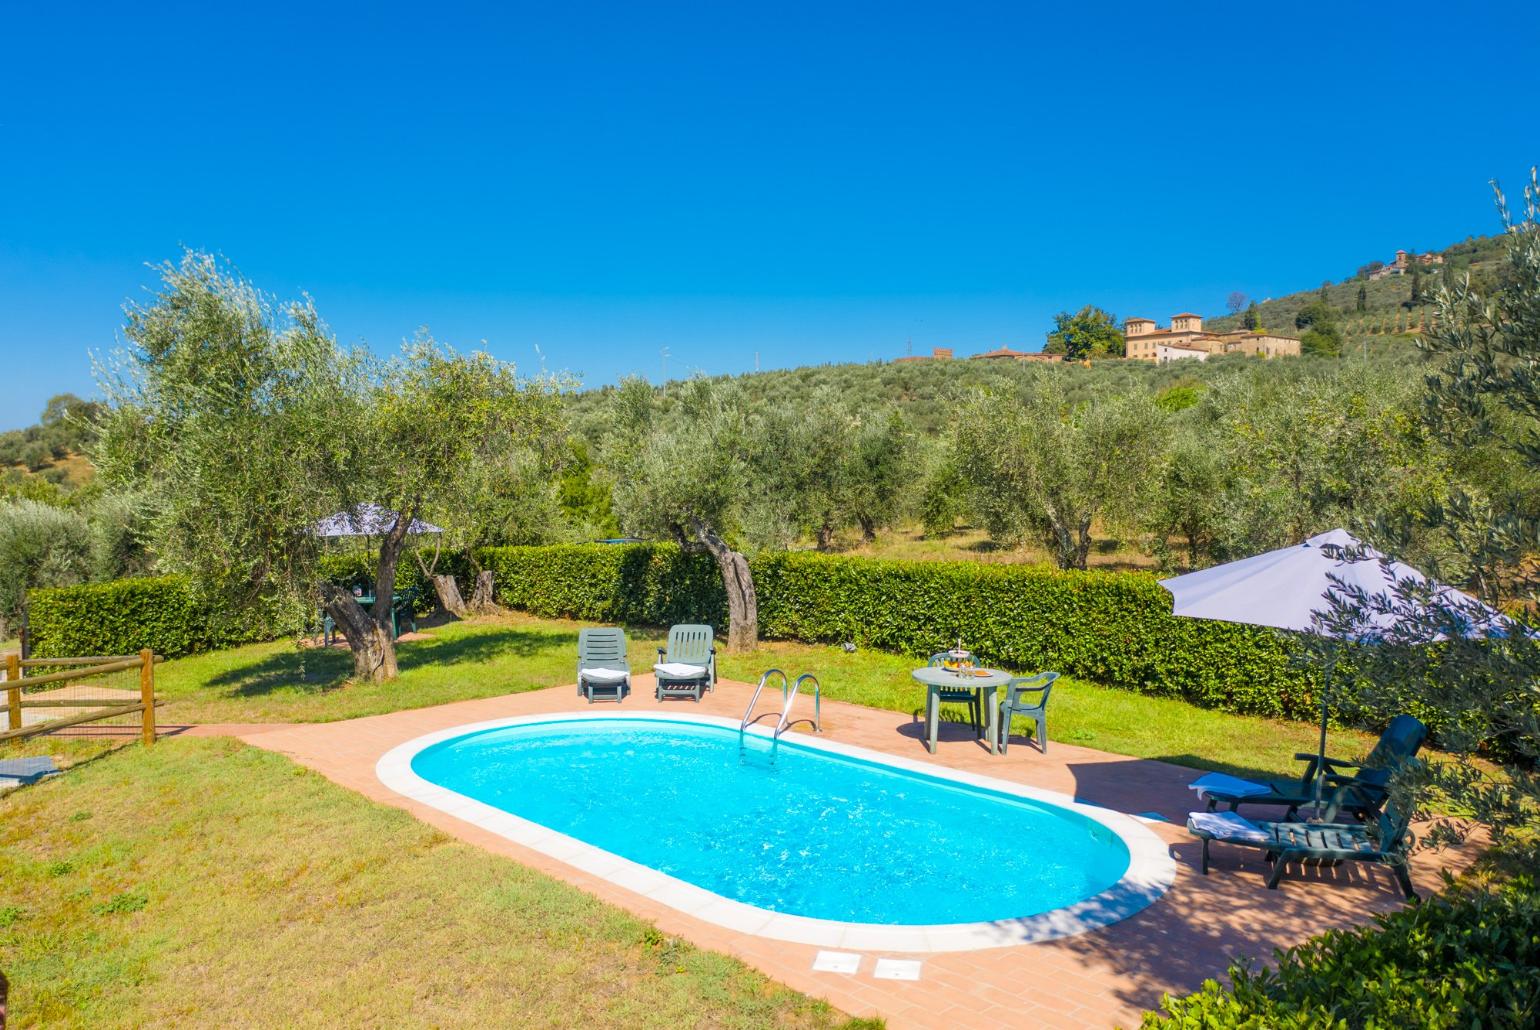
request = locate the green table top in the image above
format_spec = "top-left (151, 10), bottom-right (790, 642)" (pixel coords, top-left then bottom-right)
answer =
top-left (911, 666), bottom-right (1011, 689)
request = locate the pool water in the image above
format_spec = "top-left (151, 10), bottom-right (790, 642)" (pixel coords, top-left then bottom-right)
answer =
top-left (410, 718), bottom-right (1131, 925)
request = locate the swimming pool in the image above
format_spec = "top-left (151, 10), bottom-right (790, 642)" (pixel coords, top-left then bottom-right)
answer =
top-left (378, 713), bottom-right (1174, 951)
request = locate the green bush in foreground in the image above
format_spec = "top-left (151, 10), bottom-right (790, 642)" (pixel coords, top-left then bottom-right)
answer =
top-left (1144, 882), bottom-right (1540, 1028)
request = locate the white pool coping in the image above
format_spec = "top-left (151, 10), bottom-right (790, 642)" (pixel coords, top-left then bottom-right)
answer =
top-left (376, 711), bottom-right (1176, 953)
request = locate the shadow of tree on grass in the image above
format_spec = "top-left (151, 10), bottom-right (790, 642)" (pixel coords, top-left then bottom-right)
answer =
top-left (201, 627), bottom-right (582, 699)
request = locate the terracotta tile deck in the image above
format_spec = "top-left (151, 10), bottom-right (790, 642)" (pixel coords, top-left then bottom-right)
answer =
top-left (185, 677), bottom-right (1476, 1029)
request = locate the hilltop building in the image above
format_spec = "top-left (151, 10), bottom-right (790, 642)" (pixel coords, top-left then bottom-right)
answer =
top-left (893, 347), bottom-right (954, 362)
top-left (892, 345), bottom-right (1059, 363)
top-left (1368, 249), bottom-right (1444, 281)
top-left (970, 347), bottom-right (1061, 363)
top-left (1124, 313), bottom-right (1300, 362)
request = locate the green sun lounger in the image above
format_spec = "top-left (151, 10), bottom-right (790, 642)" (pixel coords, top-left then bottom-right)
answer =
top-left (1188, 798), bottom-right (1419, 900)
top-left (1203, 714), bottom-right (1427, 821)
top-left (653, 624), bottom-right (715, 701)
top-left (577, 627), bottom-right (631, 703)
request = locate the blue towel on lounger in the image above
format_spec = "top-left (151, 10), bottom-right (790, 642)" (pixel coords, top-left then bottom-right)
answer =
top-left (1188, 772), bottom-right (1271, 801)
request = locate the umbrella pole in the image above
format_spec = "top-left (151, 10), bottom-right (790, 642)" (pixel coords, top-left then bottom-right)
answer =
top-left (1313, 644), bottom-right (1337, 816)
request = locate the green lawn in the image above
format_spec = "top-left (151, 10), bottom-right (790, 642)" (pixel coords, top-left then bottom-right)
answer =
top-left (153, 613), bottom-right (667, 724)
top-left (148, 610), bottom-right (1383, 784)
top-left (0, 737), bottom-right (862, 1029)
top-left (716, 639), bottom-right (1381, 784)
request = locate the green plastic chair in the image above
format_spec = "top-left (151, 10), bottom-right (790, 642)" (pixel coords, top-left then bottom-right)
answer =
top-left (1204, 715), bottom-right (1428, 821)
top-left (1189, 794), bottom-right (1419, 900)
top-left (391, 587), bottom-right (420, 636)
top-left (654, 624), bottom-right (715, 701)
top-left (996, 672), bottom-right (1059, 754)
top-left (577, 627), bottom-right (631, 703)
top-left (928, 652), bottom-right (983, 738)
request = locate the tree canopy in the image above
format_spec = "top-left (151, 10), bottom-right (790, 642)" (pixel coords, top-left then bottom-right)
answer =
top-left (1043, 306), bottom-right (1124, 360)
top-left (95, 251), bottom-right (562, 680)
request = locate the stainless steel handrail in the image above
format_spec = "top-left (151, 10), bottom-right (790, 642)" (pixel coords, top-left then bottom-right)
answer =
top-left (774, 673), bottom-right (822, 740)
top-left (740, 668), bottom-right (787, 751)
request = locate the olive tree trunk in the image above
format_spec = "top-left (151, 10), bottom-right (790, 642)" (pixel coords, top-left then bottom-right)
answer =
top-left (690, 517), bottom-right (757, 652)
top-left (431, 574), bottom-right (468, 618)
top-left (319, 583), bottom-right (398, 681)
top-left (468, 570), bottom-right (497, 614)
top-left (317, 504), bottom-right (416, 682)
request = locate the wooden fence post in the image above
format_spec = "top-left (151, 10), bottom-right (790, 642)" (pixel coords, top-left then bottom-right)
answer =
top-left (140, 648), bottom-right (156, 746)
top-left (5, 652), bottom-right (19, 732)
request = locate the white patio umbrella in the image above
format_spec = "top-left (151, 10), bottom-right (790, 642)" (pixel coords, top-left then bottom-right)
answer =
top-left (311, 503), bottom-right (442, 539)
top-left (1160, 528), bottom-right (1506, 810)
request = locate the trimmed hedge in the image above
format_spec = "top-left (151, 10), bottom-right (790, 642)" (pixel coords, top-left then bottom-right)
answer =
top-left (478, 544), bottom-right (726, 629)
top-left (25, 576), bottom-right (289, 659)
top-left (25, 544), bottom-right (1342, 725)
top-left (24, 553), bottom-right (467, 660)
top-left (479, 544), bottom-right (1323, 720)
top-left (1143, 882), bottom-right (1540, 1027)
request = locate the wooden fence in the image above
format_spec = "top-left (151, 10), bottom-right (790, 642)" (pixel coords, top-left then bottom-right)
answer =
top-left (1, 649), bottom-right (163, 745)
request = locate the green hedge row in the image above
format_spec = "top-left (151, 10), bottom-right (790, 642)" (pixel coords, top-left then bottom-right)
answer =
top-left (1143, 882), bottom-right (1540, 1027)
top-left (479, 544), bottom-right (1322, 720)
top-left (25, 576), bottom-right (292, 659)
top-left (24, 544), bottom-right (1335, 724)
top-left (24, 552), bottom-right (477, 659)
top-left (478, 544), bottom-right (726, 629)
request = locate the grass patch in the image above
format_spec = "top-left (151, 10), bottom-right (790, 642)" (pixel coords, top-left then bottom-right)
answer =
top-left (152, 607), bottom-right (1390, 784)
top-left (154, 612), bottom-right (666, 724)
top-left (0, 737), bottom-right (853, 1029)
top-left (717, 639), bottom-right (1384, 784)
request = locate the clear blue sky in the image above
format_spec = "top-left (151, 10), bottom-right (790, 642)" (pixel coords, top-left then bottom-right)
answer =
top-left (2, 1), bottom-right (1537, 428)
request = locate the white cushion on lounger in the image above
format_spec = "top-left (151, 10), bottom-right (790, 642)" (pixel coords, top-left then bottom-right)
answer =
top-left (1187, 811), bottom-right (1271, 843)
top-left (654, 662), bottom-right (708, 679)
top-left (580, 667), bottom-right (629, 684)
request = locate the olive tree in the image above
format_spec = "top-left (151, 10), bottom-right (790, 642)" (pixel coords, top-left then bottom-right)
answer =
top-left (766, 390), bottom-right (912, 549)
top-left (1320, 172), bottom-right (1540, 862)
top-left (953, 374), bottom-right (1162, 569)
top-left (602, 376), bottom-right (766, 651)
top-left (96, 252), bottom-right (560, 681)
top-left (0, 499), bottom-right (93, 638)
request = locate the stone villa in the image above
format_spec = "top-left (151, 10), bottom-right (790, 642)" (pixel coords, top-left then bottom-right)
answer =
top-left (1367, 249), bottom-right (1444, 281)
top-left (1124, 313), bottom-right (1300, 363)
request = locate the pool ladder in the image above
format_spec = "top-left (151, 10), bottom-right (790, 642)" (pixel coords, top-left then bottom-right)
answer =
top-left (739, 668), bottom-right (821, 762)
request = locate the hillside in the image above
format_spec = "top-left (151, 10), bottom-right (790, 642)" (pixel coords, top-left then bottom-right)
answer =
top-left (566, 345), bottom-right (1419, 440)
top-left (1206, 232), bottom-right (1509, 341)
top-left (0, 394), bottom-right (100, 502)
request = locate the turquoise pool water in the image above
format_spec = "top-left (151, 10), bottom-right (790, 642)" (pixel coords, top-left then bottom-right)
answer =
top-left (410, 718), bottom-right (1131, 925)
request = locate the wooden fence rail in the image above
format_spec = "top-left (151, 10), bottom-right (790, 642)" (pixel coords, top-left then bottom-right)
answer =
top-left (1, 649), bottom-right (162, 745)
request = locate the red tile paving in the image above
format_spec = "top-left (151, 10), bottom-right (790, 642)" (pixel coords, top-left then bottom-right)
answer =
top-left (184, 676), bottom-right (1478, 1029)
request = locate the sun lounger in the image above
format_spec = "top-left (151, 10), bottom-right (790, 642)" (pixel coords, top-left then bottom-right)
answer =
top-left (1201, 714), bottom-right (1427, 821)
top-left (1187, 800), bottom-right (1419, 899)
top-left (653, 624), bottom-right (715, 701)
top-left (577, 627), bottom-right (631, 703)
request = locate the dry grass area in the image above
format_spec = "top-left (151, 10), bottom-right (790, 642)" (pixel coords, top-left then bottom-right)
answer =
top-left (0, 737), bottom-right (863, 1029)
top-left (836, 523), bottom-right (1159, 572)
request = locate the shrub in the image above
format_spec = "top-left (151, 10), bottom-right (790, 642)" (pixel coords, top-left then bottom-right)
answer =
top-left (1143, 882), bottom-right (1540, 1028)
top-left (87, 489), bottom-right (157, 581)
top-left (480, 544), bottom-right (1322, 720)
top-left (0, 499), bottom-right (93, 638)
top-left (26, 576), bottom-right (289, 658)
top-left (478, 544), bottom-right (725, 629)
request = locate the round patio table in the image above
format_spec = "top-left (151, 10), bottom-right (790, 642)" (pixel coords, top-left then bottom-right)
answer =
top-left (912, 666), bottom-right (1012, 755)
